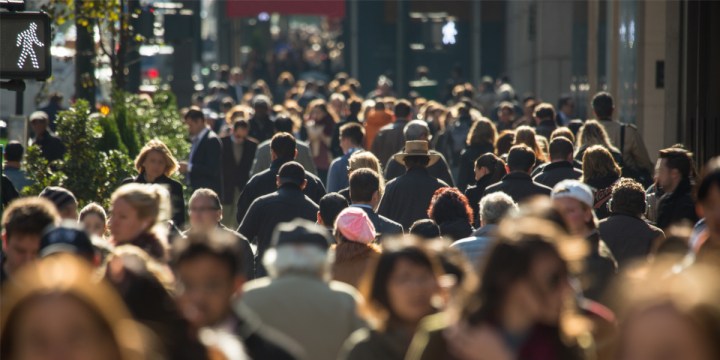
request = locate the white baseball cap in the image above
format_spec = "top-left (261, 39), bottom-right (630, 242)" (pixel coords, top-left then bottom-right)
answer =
top-left (551, 180), bottom-right (594, 207)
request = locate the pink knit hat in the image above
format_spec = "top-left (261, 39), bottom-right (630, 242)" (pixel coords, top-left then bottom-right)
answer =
top-left (335, 207), bottom-right (376, 244)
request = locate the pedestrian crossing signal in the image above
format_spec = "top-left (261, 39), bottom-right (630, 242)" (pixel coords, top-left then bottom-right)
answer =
top-left (0, 12), bottom-right (51, 80)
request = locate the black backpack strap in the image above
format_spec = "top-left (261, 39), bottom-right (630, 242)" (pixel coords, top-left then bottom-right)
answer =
top-left (620, 123), bottom-right (626, 154)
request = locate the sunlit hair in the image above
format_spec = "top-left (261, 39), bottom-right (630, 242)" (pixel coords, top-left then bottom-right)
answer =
top-left (609, 260), bottom-right (720, 359)
top-left (581, 145), bottom-right (621, 182)
top-left (576, 120), bottom-right (619, 153)
top-left (551, 127), bottom-right (575, 143)
top-left (514, 126), bottom-right (547, 162)
top-left (0, 254), bottom-right (154, 360)
top-left (263, 245), bottom-right (334, 280)
top-left (225, 104), bottom-right (254, 126)
top-left (348, 151), bottom-right (385, 192)
top-left (305, 99), bottom-right (339, 123)
top-left (111, 183), bottom-right (171, 242)
top-left (466, 117), bottom-right (497, 148)
top-left (495, 130), bottom-right (516, 156)
top-left (427, 187), bottom-right (474, 226)
top-left (134, 139), bottom-right (179, 177)
top-left (106, 245), bottom-right (176, 292)
top-left (80, 202), bottom-right (107, 223)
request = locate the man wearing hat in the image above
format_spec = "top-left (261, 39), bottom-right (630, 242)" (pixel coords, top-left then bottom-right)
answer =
top-left (383, 120), bottom-right (455, 186)
top-left (378, 140), bottom-right (449, 229)
top-left (39, 186), bottom-right (79, 221)
top-left (238, 161), bottom-right (320, 277)
top-left (240, 219), bottom-right (364, 360)
top-left (551, 179), bottom-right (618, 302)
top-left (29, 110), bottom-right (66, 163)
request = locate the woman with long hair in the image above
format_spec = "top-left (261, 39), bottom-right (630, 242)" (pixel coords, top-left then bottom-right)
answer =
top-left (406, 218), bottom-right (591, 360)
top-left (575, 120), bottom-right (623, 166)
top-left (305, 99), bottom-right (339, 182)
top-left (123, 139), bottom-right (186, 229)
top-left (514, 126), bottom-right (547, 165)
top-left (109, 183), bottom-right (172, 261)
top-left (464, 153), bottom-right (508, 227)
top-left (581, 145), bottom-right (622, 220)
top-left (427, 187), bottom-right (475, 241)
top-left (457, 118), bottom-right (497, 192)
top-left (340, 240), bottom-right (442, 360)
top-left (0, 254), bottom-right (155, 360)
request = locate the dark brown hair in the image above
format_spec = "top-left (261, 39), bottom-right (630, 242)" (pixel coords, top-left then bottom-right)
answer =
top-left (2, 198), bottom-right (59, 239)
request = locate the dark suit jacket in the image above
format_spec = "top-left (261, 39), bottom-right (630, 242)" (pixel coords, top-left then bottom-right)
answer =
top-left (533, 161), bottom-right (583, 189)
top-left (221, 136), bottom-right (258, 204)
top-left (122, 173), bottom-right (186, 228)
top-left (190, 129), bottom-right (223, 197)
top-left (371, 119), bottom-right (409, 167)
top-left (236, 158), bottom-right (326, 224)
top-left (384, 149), bottom-right (455, 187)
top-left (351, 205), bottom-right (404, 238)
top-left (238, 186), bottom-right (319, 277)
top-left (378, 167), bottom-right (449, 229)
top-left (484, 172), bottom-right (552, 203)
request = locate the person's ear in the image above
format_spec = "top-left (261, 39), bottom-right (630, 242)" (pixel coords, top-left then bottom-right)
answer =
top-left (696, 203), bottom-right (704, 218)
top-left (276, 176), bottom-right (281, 188)
top-left (300, 179), bottom-right (308, 190)
top-left (233, 276), bottom-right (245, 296)
top-left (294, 149), bottom-right (298, 159)
top-left (317, 211), bottom-right (324, 225)
top-left (2, 231), bottom-right (7, 249)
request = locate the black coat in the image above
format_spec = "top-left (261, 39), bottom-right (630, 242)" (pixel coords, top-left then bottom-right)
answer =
top-left (583, 231), bottom-right (618, 302)
top-left (235, 158), bottom-right (326, 224)
top-left (238, 186), bottom-right (319, 277)
top-left (352, 205), bottom-right (404, 238)
top-left (248, 114), bottom-right (275, 143)
top-left (465, 174), bottom-right (502, 227)
top-left (438, 219), bottom-right (474, 241)
top-left (221, 136), bottom-right (258, 205)
top-left (189, 129), bottom-right (223, 197)
top-left (384, 150), bottom-right (455, 187)
top-left (656, 179), bottom-right (698, 230)
top-left (378, 167), bottom-right (449, 229)
top-left (1, 175), bottom-right (19, 208)
top-left (34, 132), bottom-right (66, 163)
top-left (533, 161), bottom-right (583, 189)
top-left (532, 159), bottom-right (582, 176)
top-left (220, 225), bottom-right (256, 280)
top-left (123, 173), bottom-right (186, 228)
top-left (535, 119), bottom-right (558, 139)
top-left (457, 143), bottom-right (494, 192)
top-left (483, 172), bottom-right (552, 203)
top-left (599, 213), bottom-right (664, 268)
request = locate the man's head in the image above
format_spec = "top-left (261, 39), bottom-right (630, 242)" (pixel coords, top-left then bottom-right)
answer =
top-left (265, 219), bottom-right (332, 278)
top-left (270, 132), bottom-right (297, 161)
top-left (350, 168), bottom-right (383, 207)
top-left (533, 103), bottom-right (556, 125)
top-left (317, 193), bottom-right (349, 228)
top-left (172, 229), bottom-right (245, 328)
top-left (592, 92), bottom-right (614, 119)
top-left (29, 111), bottom-right (50, 137)
top-left (276, 161), bottom-right (307, 190)
top-left (479, 192), bottom-right (518, 227)
top-left (550, 127), bottom-right (575, 144)
top-left (232, 118), bottom-right (249, 141)
top-left (403, 120), bottom-right (431, 141)
top-left (551, 180), bottom-right (596, 236)
top-left (252, 95), bottom-right (271, 115)
top-left (2, 198), bottom-right (60, 277)
top-left (507, 145), bottom-right (536, 173)
top-left (273, 116), bottom-right (294, 134)
top-left (4, 141), bottom-right (24, 164)
top-left (549, 137), bottom-right (574, 163)
top-left (188, 189), bottom-right (223, 230)
top-left (409, 219), bottom-right (441, 240)
top-left (394, 99), bottom-right (412, 120)
top-left (557, 95), bottom-right (575, 116)
top-left (609, 178), bottom-right (647, 216)
top-left (348, 97), bottom-right (362, 116)
top-left (339, 122), bottom-right (364, 153)
top-left (183, 107), bottom-right (206, 136)
top-left (657, 148), bottom-right (694, 193)
top-left (39, 186), bottom-right (78, 220)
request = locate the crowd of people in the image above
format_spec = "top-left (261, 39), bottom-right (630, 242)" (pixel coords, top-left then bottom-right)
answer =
top-left (2, 69), bottom-right (720, 360)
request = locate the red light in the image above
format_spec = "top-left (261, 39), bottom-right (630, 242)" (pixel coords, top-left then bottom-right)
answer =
top-left (147, 68), bottom-right (159, 79)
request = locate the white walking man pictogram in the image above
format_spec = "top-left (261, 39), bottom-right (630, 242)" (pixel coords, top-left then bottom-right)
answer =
top-left (16, 22), bottom-right (44, 69)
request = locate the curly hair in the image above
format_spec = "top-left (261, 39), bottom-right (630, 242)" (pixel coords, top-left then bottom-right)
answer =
top-left (427, 187), bottom-right (474, 225)
top-left (610, 178), bottom-right (646, 215)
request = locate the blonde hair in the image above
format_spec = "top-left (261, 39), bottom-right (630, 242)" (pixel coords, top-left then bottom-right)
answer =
top-left (576, 120), bottom-right (618, 153)
top-left (466, 117), bottom-right (497, 147)
top-left (514, 126), bottom-right (547, 163)
top-left (111, 183), bottom-right (171, 239)
top-left (134, 139), bottom-right (179, 177)
top-left (581, 145), bottom-right (621, 181)
top-left (348, 151), bottom-right (386, 192)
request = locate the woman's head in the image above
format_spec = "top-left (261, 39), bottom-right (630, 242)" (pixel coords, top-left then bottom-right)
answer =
top-left (362, 240), bottom-right (441, 329)
top-left (514, 126), bottom-right (546, 162)
top-left (466, 118), bottom-right (497, 148)
top-left (612, 262), bottom-right (720, 360)
top-left (134, 139), bottom-right (179, 179)
top-left (80, 203), bottom-right (107, 238)
top-left (496, 130), bottom-right (515, 156)
top-left (462, 219), bottom-right (577, 329)
top-left (577, 120), bottom-right (616, 151)
top-left (427, 187), bottom-right (473, 226)
top-left (334, 207), bottom-right (376, 245)
top-left (474, 153), bottom-right (507, 182)
top-left (109, 184), bottom-right (170, 244)
top-left (1, 255), bottom-right (151, 360)
top-left (582, 145), bottom-right (621, 181)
